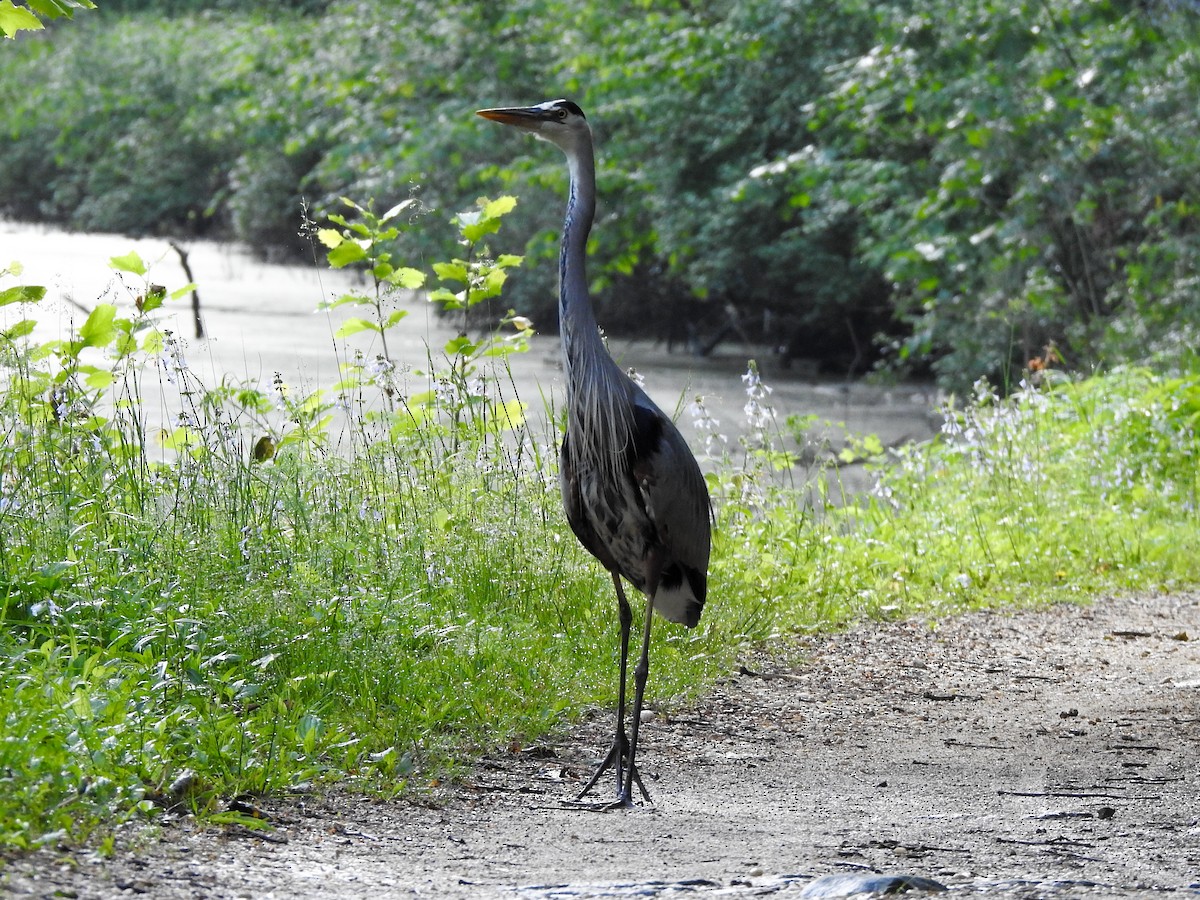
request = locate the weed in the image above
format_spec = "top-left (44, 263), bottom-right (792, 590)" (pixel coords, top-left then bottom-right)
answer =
top-left (1, 214), bottom-right (1199, 850)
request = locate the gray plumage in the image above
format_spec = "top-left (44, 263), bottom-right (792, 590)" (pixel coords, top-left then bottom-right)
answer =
top-left (478, 99), bottom-right (712, 807)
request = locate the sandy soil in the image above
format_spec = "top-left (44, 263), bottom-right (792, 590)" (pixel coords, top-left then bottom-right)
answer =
top-left (4, 591), bottom-right (1198, 899)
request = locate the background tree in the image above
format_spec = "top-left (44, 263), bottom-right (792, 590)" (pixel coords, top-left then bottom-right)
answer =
top-left (1, 0), bottom-right (1197, 387)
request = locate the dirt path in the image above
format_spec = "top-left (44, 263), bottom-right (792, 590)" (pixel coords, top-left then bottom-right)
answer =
top-left (5, 592), bottom-right (1199, 898)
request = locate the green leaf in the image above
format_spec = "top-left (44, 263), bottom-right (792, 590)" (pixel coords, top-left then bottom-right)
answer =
top-left (1, 318), bottom-right (36, 341)
top-left (483, 196), bottom-right (517, 219)
top-left (407, 390), bottom-right (437, 407)
top-left (169, 283), bottom-right (198, 301)
top-left (428, 287), bottom-right (464, 310)
top-left (386, 266), bottom-right (425, 289)
top-left (475, 267), bottom-right (508, 301)
top-left (84, 368), bottom-right (114, 390)
top-left (444, 335), bottom-right (475, 355)
top-left (461, 218), bottom-right (501, 243)
top-left (26, 0), bottom-right (96, 20)
top-left (334, 317), bottom-right (382, 338)
top-left (496, 254), bottom-right (523, 269)
top-left (327, 240), bottom-right (369, 268)
top-left (109, 251), bottom-right (147, 276)
top-left (158, 426), bottom-right (202, 453)
top-left (316, 228), bottom-right (343, 249)
top-left (0, 284), bottom-right (45, 307)
top-left (139, 285), bottom-right (166, 314)
top-left (142, 331), bottom-right (165, 354)
top-left (433, 261), bottom-right (469, 284)
top-left (320, 292), bottom-right (368, 310)
top-left (0, 1), bottom-right (43, 38)
top-left (79, 304), bottom-right (117, 348)
top-left (383, 310), bottom-right (409, 329)
top-left (491, 398), bottom-right (527, 431)
top-left (113, 330), bottom-right (138, 358)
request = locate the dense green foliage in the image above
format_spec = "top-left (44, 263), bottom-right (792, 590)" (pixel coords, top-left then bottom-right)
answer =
top-left (3, 202), bottom-right (1200, 844)
top-left (1, 0), bottom-right (1197, 386)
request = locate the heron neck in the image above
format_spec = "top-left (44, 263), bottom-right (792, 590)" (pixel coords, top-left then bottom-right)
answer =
top-left (560, 140), bottom-right (599, 353)
top-left (558, 134), bottom-right (633, 467)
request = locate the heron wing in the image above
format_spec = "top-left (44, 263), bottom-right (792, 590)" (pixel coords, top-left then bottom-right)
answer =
top-left (559, 386), bottom-right (712, 628)
top-left (626, 394), bottom-right (712, 627)
top-left (559, 434), bottom-right (622, 574)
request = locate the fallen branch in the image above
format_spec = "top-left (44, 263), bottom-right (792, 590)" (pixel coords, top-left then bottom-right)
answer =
top-left (168, 240), bottom-right (204, 338)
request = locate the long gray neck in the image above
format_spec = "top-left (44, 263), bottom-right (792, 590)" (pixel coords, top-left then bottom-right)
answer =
top-left (559, 138), bottom-right (599, 354)
top-left (557, 132), bottom-right (633, 462)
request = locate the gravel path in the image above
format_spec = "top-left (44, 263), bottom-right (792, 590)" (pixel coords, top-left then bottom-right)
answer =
top-left (4, 591), bottom-right (1199, 898)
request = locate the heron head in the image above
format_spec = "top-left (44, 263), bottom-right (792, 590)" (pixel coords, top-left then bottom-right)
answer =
top-left (477, 99), bottom-right (590, 152)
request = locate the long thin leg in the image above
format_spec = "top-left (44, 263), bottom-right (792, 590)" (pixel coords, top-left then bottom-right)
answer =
top-left (574, 573), bottom-right (633, 802)
top-left (623, 573), bottom-right (657, 804)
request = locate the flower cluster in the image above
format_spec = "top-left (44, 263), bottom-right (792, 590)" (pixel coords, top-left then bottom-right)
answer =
top-left (688, 395), bottom-right (727, 461)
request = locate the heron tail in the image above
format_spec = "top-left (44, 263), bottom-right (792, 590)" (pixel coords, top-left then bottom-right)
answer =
top-left (652, 562), bottom-right (706, 628)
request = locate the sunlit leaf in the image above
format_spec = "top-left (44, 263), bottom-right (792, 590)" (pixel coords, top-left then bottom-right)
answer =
top-left (139, 285), bottom-right (166, 314)
top-left (407, 390), bottom-right (437, 406)
top-left (0, 284), bottom-right (45, 307)
top-left (79, 304), bottom-right (117, 348)
top-left (0, 1), bottom-right (43, 38)
top-left (444, 335), bottom-right (475, 355)
top-left (142, 330), bottom-right (165, 354)
top-left (1, 318), bottom-right (36, 340)
top-left (158, 426), bottom-right (201, 452)
top-left (483, 196), bottom-right (517, 219)
top-left (433, 261), bottom-right (468, 284)
top-left (108, 251), bottom-right (147, 276)
top-left (334, 317), bottom-right (382, 338)
top-left (320, 292), bottom-right (368, 310)
top-left (25, 0), bottom-right (97, 20)
top-left (316, 228), bottom-right (344, 249)
top-left (326, 239), bottom-right (369, 268)
top-left (492, 398), bottom-right (527, 431)
top-left (461, 219), bottom-right (501, 243)
top-left (84, 368), bottom-right (113, 390)
top-left (387, 266), bottom-right (425, 289)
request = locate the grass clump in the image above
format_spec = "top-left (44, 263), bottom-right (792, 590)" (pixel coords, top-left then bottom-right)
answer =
top-left (707, 367), bottom-right (1200, 637)
top-left (2, 217), bottom-right (1200, 849)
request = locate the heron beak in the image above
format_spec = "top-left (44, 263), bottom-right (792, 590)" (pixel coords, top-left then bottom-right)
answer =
top-left (476, 106), bottom-right (545, 127)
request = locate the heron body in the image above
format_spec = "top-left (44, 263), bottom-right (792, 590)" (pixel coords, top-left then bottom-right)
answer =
top-left (478, 99), bottom-right (711, 807)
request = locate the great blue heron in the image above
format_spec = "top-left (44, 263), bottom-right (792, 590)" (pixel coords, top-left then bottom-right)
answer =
top-left (477, 99), bottom-right (712, 808)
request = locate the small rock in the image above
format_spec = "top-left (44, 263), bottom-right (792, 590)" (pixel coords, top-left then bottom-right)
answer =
top-left (800, 872), bottom-right (948, 897)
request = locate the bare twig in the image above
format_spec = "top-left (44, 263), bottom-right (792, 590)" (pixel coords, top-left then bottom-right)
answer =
top-left (168, 241), bottom-right (204, 338)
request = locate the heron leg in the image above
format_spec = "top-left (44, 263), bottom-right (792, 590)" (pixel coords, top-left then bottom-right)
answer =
top-left (573, 573), bottom-right (650, 807)
top-left (623, 567), bottom-right (657, 805)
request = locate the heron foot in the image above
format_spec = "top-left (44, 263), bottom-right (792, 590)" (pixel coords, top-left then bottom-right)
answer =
top-left (572, 733), bottom-right (652, 808)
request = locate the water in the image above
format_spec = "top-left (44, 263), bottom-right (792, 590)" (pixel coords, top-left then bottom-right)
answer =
top-left (1, 221), bottom-right (941, 483)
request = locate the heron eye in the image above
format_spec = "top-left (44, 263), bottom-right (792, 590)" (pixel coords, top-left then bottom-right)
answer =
top-left (555, 107), bottom-right (568, 120)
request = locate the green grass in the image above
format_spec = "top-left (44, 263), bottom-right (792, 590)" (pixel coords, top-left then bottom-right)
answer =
top-left (3, 237), bottom-right (1200, 850)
